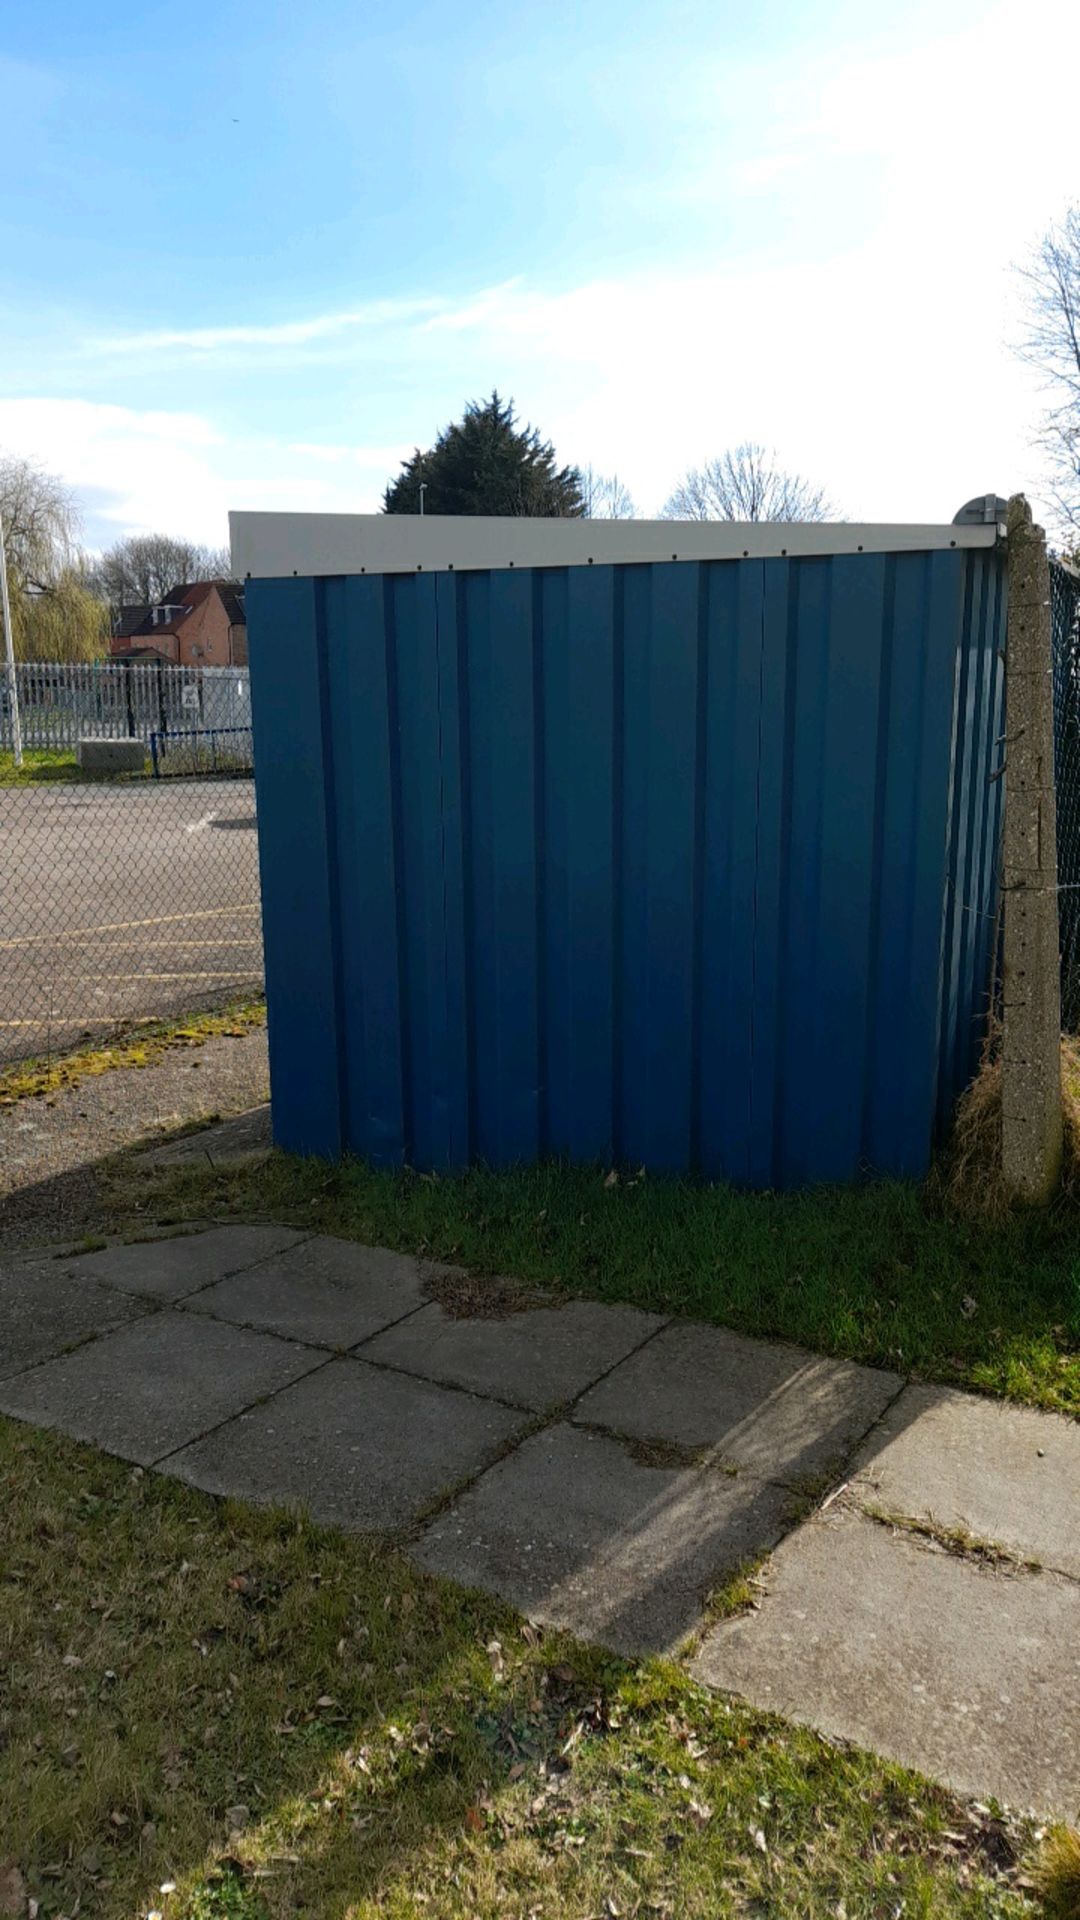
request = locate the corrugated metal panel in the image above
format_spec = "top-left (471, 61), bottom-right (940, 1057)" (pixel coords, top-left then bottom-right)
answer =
top-left (247, 545), bottom-right (1007, 1186)
top-left (937, 550), bottom-right (1007, 1122)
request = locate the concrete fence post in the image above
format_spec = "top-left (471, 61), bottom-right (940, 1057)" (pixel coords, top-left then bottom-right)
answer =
top-left (1002, 494), bottom-right (1063, 1202)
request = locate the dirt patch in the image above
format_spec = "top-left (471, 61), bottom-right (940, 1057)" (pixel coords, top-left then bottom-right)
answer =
top-left (422, 1266), bottom-right (555, 1320)
top-left (614, 1432), bottom-right (718, 1472)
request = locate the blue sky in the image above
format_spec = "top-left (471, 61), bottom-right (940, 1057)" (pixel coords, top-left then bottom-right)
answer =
top-left (1, 0), bottom-right (1076, 545)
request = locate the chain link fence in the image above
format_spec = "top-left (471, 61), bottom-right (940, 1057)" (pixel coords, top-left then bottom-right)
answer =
top-left (1, 674), bottom-right (263, 1070)
top-left (1051, 557), bottom-right (1080, 1031)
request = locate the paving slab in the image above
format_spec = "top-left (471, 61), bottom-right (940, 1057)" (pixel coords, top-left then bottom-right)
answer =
top-left (413, 1421), bottom-right (794, 1656)
top-left (850, 1381), bottom-right (1080, 1580)
top-left (574, 1321), bottom-right (902, 1486)
top-left (0, 1261), bottom-right (150, 1379)
top-left (0, 1311), bottom-right (322, 1465)
top-left (361, 1297), bottom-right (667, 1409)
top-left (166, 1356), bottom-right (528, 1531)
top-left (692, 1503), bottom-right (1080, 1819)
top-left (137, 1105), bottom-right (272, 1172)
top-left (184, 1236), bottom-right (436, 1348)
top-left (55, 1225), bottom-right (306, 1302)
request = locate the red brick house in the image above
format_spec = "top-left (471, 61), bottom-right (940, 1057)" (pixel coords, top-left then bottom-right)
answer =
top-left (110, 582), bottom-right (247, 666)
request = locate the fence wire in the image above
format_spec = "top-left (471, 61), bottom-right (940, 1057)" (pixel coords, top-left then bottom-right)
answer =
top-left (1051, 557), bottom-right (1080, 1031)
top-left (0, 682), bottom-right (263, 1070)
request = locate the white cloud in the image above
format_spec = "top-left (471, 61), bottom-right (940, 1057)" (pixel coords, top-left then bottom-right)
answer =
top-left (0, 398), bottom-right (405, 545)
top-left (91, 295), bottom-right (445, 355)
top-left (3, 0), bottom-right (1077, 534)
top-left (288, 440), bottom-right (414, 466)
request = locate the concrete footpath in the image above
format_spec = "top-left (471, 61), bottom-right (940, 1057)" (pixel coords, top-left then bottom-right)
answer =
top-left (0, 1030), bottom-right (269, 1249)
top-left (1, 1218), bottom-right (1078, 1821)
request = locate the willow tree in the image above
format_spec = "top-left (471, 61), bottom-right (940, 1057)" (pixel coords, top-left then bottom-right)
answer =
top-left (0, 454), bottom-right (108, 661)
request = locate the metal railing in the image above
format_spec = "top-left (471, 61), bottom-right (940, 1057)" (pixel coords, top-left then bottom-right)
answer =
top-left (1, 660), bottom-right (250, 753)
top-left (150, 726), bottom-right (254, 778)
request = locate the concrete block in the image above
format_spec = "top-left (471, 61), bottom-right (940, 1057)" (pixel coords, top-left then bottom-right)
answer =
top-left (76, 736), bottom-right (148, 774)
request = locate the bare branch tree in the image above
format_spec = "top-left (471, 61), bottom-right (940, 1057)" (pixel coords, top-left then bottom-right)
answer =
top-left (0, 453), bottom-right (107, 661)
top-left (0, 453), bottom-right (79, 593)
top-left (661, 443), bottom-right (831, 522)
top-left (93, 533), bottom-right (233, 612)
top-left (580, 465), bottom-right (637, 519)
top-left (1018, 206), bottom-right (1080, 532)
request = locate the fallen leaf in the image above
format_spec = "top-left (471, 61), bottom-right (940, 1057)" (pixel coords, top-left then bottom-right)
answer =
top-left (464, 1806), bottom-right (485, 1834)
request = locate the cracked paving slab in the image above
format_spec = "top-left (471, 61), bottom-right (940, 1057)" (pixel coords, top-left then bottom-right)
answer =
top-left (574, 1320), bottom-right (903, 1486)
top-left (413, 1421), bottom-right (795, 1656)
top-left (53, 1224), bottom-right (306, 1302)
top-left (360, 1296), bottom-right (668, 1410)
top-left (692, 1501), bottom-right (1080, 1820)
top-left (184, 1235), bottom-right (443, 1348)
top-left (848, 1380), bottom-right (1080, 1581)
top-left (164, 1356), bottom-right (530, 1531)
top-left (0, 1258), bottom-right (150, 1379)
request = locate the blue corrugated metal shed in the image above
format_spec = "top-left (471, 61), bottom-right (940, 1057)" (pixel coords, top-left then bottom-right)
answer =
top-left (238, 515), bottom-right (1006, 1186)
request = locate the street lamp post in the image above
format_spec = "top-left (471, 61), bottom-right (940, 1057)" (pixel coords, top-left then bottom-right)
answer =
top-left (0, 512), bottom-right (22, 769)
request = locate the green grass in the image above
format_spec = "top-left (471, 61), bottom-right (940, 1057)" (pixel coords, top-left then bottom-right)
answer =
top-left (120, 1152), bottom-right (1080, 1416)
top-left (0, 1416), bottom-right (1040, 1920)
top-left (0, 746), bottom-right (83, 784)
top-left (1034, 1826), bottom-right (1080, 1918)
top-left (0, 746), bottom-right (161, 785)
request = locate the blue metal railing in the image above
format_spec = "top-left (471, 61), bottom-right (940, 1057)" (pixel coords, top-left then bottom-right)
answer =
top-left (149, 725), bottom-right (254, 779)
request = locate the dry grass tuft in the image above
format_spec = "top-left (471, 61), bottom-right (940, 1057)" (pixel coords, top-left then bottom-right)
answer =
top-left (422, 1264), bottom-right (553, 1319)
top-left (933, 1034), bottom-right (1080, 1220)
top-left (1033, 1824), bottom-right (1080, 1918)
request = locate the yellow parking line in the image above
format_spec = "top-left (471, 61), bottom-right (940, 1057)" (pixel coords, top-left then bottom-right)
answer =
top-left (0, 1009), bottom-right (260, 1030)
top-left (0, 904), bottom-right (260, 950)
top-left (103, 970), bottom-right (259, 983)
top-left (53, 938), bottom-right (262, 952)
